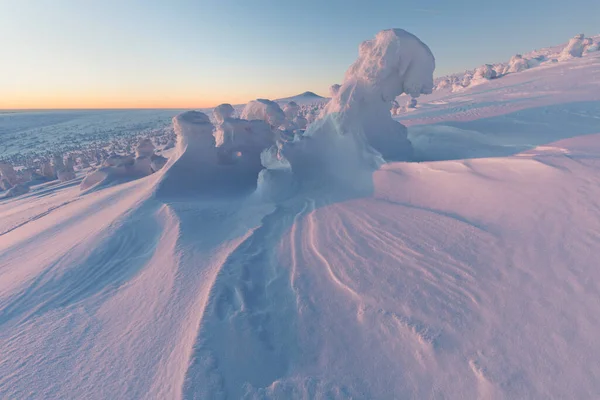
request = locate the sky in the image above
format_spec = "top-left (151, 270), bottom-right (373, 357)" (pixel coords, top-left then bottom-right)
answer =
top-left (1, 0), bottom-right (599, 109)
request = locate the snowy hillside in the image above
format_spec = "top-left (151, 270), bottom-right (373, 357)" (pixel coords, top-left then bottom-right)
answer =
top-left (433, 33), bottom-right (600, 93)
top-left (1, 30), bottom-right (600, 399)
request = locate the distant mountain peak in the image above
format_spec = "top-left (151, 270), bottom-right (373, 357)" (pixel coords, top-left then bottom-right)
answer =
top-left (298, 91), bottom-right (322, 98)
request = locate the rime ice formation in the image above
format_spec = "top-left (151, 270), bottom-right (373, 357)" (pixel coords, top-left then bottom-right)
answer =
top-left (156, 111), bottom-right (277, 197)
top-left (560, 34), bottom-right (586, 59)
top-left (40, 161), bottom-right (56, 180)
top-left (241, 99), bottom-right (286, 128)
top-left (52, 154), bottom-right (76, 182)
top-left (213, 103), bottom-right (235, 124)
top-left (136, 139), bottom-right (155, 158)
top-left (317, 28), bottom-right (435, 161)
top-left (329, 84), bottom-right (341, 97)
top-left (507, 54), bottom-right (529, 73)
top-left (213, 118), bottom-right (275, 164)
top-left (283, 101), bottom-right (300, 121)
top-left (259, 29), bottom-right (436, 197)
top-left (473, 64), bottom-right (497, 80)
top-left (585, 42), bottom-right (599, 54)
top-left (0, 163), bottom-right (18, 190)
top-left (293, 115), bottom-right (308, 130)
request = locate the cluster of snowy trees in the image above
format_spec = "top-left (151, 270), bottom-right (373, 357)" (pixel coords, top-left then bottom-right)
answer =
top-left (80, 139), bottom-right (168, 191)
top-left (434, 34), bottom-right (599, 92)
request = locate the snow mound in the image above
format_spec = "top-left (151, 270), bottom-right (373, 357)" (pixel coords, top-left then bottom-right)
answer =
top-left (241, 99), bottom-right (286, 128)
top-left (136, 139), bottom-right (155, 158)
top-left (506, 54), bottom-right (529, 73)
top-left (584, 40), bottom-right (599, 54)
top-left (156, 111), bottom-right (276, 198)
top-left (213, 103), bottom-right (235, 124)
top-left (329, 84), bottom-right (341, 97)
top-left (560, 34), bottom-right (586, 59)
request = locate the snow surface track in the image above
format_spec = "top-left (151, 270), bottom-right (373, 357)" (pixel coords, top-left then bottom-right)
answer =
top-left (1, 53), bottom-right (600, 399)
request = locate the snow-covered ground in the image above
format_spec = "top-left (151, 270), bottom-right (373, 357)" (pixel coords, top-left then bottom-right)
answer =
top-left (1, 34), bottom-right (600, 399)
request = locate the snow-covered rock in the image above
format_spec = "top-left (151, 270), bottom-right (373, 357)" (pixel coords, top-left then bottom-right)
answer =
top-left (241, 99), bottom-right (286, 128)
top-left (213, 103), bottom-right (235, 124)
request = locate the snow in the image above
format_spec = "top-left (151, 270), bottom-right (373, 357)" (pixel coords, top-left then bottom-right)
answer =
top-left (240, 99), bottom-right (286, 128)
top-left (433, 34), bottom-right (600, 94)
top-left (213, 103), bottom-right (235, 124)
top-left (473, 64), bottom-right (497, 81)
top-left (560, 34), bottom-right (586, 59)
top-left (329, 84), bottom-right (341, 97)
top-left (1, 29), bottom-right (600, 400)
top-left (320, 28), bottom-right (435, 160)
top-left (282, 101), bottom-right (300, 121)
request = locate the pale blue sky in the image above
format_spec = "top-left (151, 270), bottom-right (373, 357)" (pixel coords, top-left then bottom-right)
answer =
top-left (1, 0), bottom-right (598, 108)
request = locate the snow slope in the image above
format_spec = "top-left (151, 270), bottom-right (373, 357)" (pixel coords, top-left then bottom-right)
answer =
top-left (1, 43), bottom-right (600, 399)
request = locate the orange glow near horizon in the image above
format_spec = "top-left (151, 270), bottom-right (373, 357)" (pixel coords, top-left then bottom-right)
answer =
top-left (0, 92), bottom-right (272, 110)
